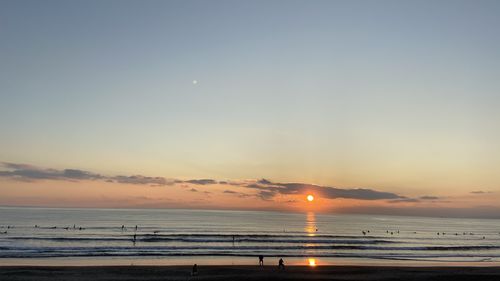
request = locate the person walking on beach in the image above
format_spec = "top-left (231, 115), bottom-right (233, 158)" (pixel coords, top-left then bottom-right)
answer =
top-left (278, 258), bottom-right (285, 270)
top-left (259, 255), bottom-right (264, 266)
top-left (191, 264), bottom-right (198, 276)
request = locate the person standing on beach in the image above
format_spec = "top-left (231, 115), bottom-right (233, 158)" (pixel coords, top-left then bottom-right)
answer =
top-left (278, 258), bottom-right (285, 270)
top-left (259, 255), bottom-right (264, 266)
top-left (191, 264), bottom-right (198, 276)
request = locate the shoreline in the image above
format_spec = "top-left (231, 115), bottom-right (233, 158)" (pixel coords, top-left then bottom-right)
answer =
top-left (2, 256), bottom-right (500, 267)
top-left (1, 265), bottom-right (500, 281)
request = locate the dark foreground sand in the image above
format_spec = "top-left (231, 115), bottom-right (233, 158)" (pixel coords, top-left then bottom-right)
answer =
top-left (1, 266), bottom-right (500, 281)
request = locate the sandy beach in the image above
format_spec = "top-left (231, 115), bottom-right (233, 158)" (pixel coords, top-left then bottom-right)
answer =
top-left (1, 265), bottom-right (500, 281)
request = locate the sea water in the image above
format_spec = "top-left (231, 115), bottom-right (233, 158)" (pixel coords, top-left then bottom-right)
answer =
top-left (1, 207), bottom-right (499, 266)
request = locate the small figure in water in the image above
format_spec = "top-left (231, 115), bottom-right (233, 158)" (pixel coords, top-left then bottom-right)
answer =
top-left (135, 225), bottom-right (138, 231)
top-left (259, 255), bottom-right (264, 266)
top-left (191, 264), bottom-right (198, 276)
top-left (133, 233), bottom-right (137, 244)
top-left (278, 258), bottom-right (285, 270)
top-left (121, 225), bottom-right (125, 231)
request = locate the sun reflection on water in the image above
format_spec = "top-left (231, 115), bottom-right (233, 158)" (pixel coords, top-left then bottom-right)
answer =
top-left (305, 212), bottom-right (317, 236)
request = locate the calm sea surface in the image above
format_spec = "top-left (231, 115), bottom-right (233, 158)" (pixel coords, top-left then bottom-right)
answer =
top-left (1, 207), bottom-right (499, 266)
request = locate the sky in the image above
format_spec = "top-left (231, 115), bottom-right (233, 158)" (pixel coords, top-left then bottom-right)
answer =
top-left (1, 0), bottom-right (500, 218)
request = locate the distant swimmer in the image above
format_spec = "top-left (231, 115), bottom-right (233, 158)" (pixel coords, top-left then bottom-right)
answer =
top-left (362, 231), bottom-right (366, 236)
top-left (121, 225), bottom-right (125, 231)
top-left (133, 234), bottom-right (137, 244)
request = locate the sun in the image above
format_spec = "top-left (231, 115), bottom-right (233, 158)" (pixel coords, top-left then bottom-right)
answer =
top-left (307, 194), bottom-right (314, 202)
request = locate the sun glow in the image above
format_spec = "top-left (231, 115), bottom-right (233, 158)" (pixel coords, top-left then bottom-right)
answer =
top-left (308, 258), bottom-right (317, 266)
top-left (307, 194), bottom-right (314, 202)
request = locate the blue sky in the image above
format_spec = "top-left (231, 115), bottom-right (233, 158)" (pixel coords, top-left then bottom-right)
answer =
top-left (1, 0), bottom-right (499, 213)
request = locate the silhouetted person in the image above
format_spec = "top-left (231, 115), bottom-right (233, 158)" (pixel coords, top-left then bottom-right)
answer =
top-left (135, 225), bottom-right (138, 231)
top-left (278, 258), bottom-right (285, 270)
top-left (133, 234), bottom-right (137, 244)
top-left (121, 225), bottom-right (125, 231)
top-left (192, 264), bottom-right (198, 276)
top-left (259, 255), bottom-right (264, 266)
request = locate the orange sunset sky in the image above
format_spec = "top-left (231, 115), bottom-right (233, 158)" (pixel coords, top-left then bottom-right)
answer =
top-left (1, 1), bottom-right (499, 218)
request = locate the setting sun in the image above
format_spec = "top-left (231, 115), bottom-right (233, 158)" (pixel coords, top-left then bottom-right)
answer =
top-left (307, 195), bottom-right (314, 202)
top-left (308, 258), bottom-right (317, 267)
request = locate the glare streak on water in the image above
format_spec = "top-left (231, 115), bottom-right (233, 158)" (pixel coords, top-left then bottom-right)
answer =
top-left (0, 207), bottom-right (500, 264)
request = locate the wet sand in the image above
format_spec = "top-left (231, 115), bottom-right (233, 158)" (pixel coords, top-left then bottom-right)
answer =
top-left (1, 265), bottom-right (500, 281)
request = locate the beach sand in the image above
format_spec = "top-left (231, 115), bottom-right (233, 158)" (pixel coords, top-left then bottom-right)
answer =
top-left (1, 265), bottom-right (500, 281)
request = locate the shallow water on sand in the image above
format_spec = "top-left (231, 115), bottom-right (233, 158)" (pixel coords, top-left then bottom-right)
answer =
top-left (1, 207), bottom-right (500, 265)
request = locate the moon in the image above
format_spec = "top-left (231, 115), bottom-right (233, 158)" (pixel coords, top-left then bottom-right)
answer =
top-left (192, 80), bottom-right (198, 85)
top-left (307, 195), bottom-right (314, 202)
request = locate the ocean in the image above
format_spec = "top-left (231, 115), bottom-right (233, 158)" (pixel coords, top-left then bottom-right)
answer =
top-left (1, 207), bottom-right (499, 266)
